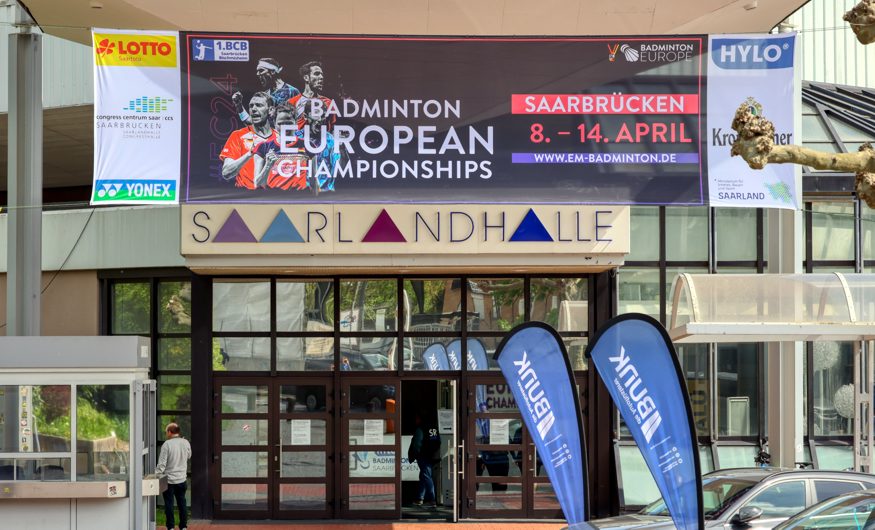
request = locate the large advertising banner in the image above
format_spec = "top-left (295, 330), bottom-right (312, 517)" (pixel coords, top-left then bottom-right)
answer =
top-left (707, 33), bottom-right (799, 209)
top-left (495, 322), bottom-right (588, 524)
top-left (92, 29), bottom-right (182, 204)
top-left (181, 34), bottom-right (705, 205)
top-left (587, 314), bottom-right (703, 530)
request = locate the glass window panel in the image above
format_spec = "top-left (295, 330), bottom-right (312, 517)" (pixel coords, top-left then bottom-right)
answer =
top-left (618, 268), bottom-right (660, 319)
top-left (716, 445), bottom-right (757, 468)
top-left (467, 278), bottom-right (524, 331)
top-left (348, 385), bottom-right (396, 414)
top-left (812, 342), bottom-right (853, 437)
top-left (533, 482), bottom-right (561, 511)
top-left (281, 451), bottom-right (326, 478)
top-left (476, 384), bottom-right (519, 414)
top-left (618, 445), bottom-right (659, 506)
top-left (339, 280), bottom-right (397, 332)
top-left (666, 207), bottom-right (708, 261)
top-left (214, 337), bottom-right (270, 372)
top-left (158, 375), bottom-right (191, 411)
top-left (280, 419), bottom-right (327, 445)
top-left (716, 343), bottom-right (759, 437)
top-left (816, 445), bottom-right (853, 471)
top-left (404, 279), bottom-right (462, 331)
top-left (277, 280), bottom-right (334, 332)
top-left (699, 446), bottom-right (714, 473)
top-left (221, 386), bottom-right (268, 414)
top-left (466, 337), bottom-right (501, 371)
top-left (221, 420), bottom-right (268, 446)
top-left (803, 142), bottom-right (840, 156)
top-left (212, 281), bottom-right (270, 332)
top-left (277, 337), bottom-right (335, 371)
top-left (111, 282), bottom-right (150, 334)
top-left (813, 480), bottom-right (861, 503)
top-left (157, 338), bottom-right (191, 371)
top-left (628, 207), bottom-right (659, 261)
top-left (716, 208), bottom-right (758, 262)
top-left (0, 386), bottom-right (72, 453)
top-left (744, 480), bottom-right (806, 518)
top-left (340, 337), bottom-right (396, 371)
top-left (221, 483), bottom-right (268, 511)
top-left (864, 206), bottom-right (875, 261)
top-left (564, 337), bottom-right (588, 371)
top-left (158, 281), bottom-right (192, 333)
top-left (156, 415), bottom-right (191, 447)
top-left (280, 386), bottom-right (328, 414)
top-left (280, 483), bottom-right (326, 510)
top-left (802, 114), bottom-right (833, 142)
top-left (76, 385), bottom-right (130, 481)
top-left (476, 484), bottom-right (522, 510)
top-left (829, 117), bottom-right (875, 143)
top-left (10, 458), bottom-right (71, 481)
top-left (349, 450), bottom-right (395, 477)
top-left (221, 451), bottom-right (268, 478)
top-left (348, 419), bottom-right (394, 445)
top-left (349, 483), bottom-right (394, 510)
top-left (811, 202), bottom-right (855, 261)
top-left (530, 278), bottom-right (588, 332)
top-left (679, 344), bottom-right (710, 437)
top-left (405, 336), bottom-right (454, 371)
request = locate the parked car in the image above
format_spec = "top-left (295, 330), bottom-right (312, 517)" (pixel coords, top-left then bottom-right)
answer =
top-left (584, 468), bottom-right (875, 529)
top-left (774, 488), bottom-right (875, 529)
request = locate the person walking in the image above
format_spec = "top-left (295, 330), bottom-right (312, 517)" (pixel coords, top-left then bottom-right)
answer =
top-left (409, 411), bottom-right (441, 508)
top-left (156, 422), bottom-right (192, 530)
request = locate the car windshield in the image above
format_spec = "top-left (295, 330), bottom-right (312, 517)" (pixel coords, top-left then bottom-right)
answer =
top-left (777, 494), bottom-right (875, 529)
top-left (640, 477), bottom-right (757, 519)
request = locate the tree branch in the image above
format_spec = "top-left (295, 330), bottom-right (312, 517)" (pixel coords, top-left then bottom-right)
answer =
top-left (845, 0), bottom-right (875, 44)
top-left (730, 98), bottom-right (875, 208)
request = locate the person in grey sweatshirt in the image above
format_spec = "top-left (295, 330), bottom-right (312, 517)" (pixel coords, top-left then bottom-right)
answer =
top-left (156, 422), bottom-right (192, 530)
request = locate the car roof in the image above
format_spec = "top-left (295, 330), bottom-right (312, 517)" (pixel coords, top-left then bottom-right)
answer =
top-left (704, 467), bottom-right (875, 482)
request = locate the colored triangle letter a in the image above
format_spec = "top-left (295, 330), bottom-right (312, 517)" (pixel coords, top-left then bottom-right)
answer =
top-left (362, 209), bottom-right (407, 242)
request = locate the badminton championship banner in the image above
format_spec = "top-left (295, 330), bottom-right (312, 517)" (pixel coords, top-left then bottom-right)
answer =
top-left (182, 34), bottom-right (706, 205)
top-left (91, 31), bottom-right (797, 207)
top-left (91, 29), bottom-right (182, 204)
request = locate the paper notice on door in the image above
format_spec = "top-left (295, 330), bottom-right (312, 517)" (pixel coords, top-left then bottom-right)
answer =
top-left (489, 419), bottom-right (509, 445)
top-left (290, 419), bottom-right (311, 445)
top-left (364, 419), bottom-right (384, 444)
top-left (438, 409), bottom-right (453, 434)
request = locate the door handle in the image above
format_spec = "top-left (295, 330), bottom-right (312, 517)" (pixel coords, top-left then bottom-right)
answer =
top-left (458, 441), bottom-right (465, 478)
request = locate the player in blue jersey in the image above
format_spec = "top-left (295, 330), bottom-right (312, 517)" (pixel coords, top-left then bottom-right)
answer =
top-left (232, 58), bottom-right (300, 124)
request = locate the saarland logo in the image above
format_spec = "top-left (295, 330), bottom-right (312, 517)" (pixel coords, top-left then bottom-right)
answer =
top-left (93, 33), bottom-right (177, 68)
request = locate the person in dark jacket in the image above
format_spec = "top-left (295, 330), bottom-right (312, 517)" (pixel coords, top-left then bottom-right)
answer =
top-left (409, 411), bottom-right (441, 507)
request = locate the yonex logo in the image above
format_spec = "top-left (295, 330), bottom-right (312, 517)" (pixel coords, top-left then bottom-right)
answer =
top-left (93, 180), bottom-right (176, 202)
top-left (96, 38), bottom-right (115, 56)
top-left (96, 182), bottom-right (122, 198)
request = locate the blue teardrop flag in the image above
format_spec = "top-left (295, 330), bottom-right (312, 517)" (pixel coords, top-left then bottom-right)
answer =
top-left (586, 314), bottom-right (703, 530)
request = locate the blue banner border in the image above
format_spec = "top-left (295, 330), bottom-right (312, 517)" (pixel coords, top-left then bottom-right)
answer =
top-left (584, 313), bottom-right (704, 528)
top-left (494, 321), bottom-right (591, 521)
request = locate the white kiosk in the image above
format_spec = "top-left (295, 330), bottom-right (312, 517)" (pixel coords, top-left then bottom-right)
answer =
top-left (0, 336), bottom-right (163, 529)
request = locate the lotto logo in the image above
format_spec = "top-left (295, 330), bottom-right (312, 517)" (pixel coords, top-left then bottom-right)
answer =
top-left (93, 33), bottom-right (177, 67)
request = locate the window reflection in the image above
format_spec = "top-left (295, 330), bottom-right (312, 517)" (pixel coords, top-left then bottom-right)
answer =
top-left (716, 344), bottom-right (759, 437)
top-left (76, 385), bottom-right (130, 481)
top-left (339, 280), bottom-right (397, 332)
top-left (812, 342), bottom-right (853, 436)
top-left (467, 279), bottom-right (524, 331)
top-left (212, 281), bottom-right (270, 332)
top-left (404, 279), bottom-right (461, 331)
top-left (529, 278), bottom-right (588, 332)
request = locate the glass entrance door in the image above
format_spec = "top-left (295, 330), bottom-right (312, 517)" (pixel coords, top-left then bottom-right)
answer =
top-left (339, 378), bottom-right (400, 518)
top-left (213, 377), bottom-right (333, 518)
top-left (465, 377), bottom-right (563, 519)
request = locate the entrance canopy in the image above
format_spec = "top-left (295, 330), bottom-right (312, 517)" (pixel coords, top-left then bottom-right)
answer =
top-left (668, 273), bottom-right (875, 343)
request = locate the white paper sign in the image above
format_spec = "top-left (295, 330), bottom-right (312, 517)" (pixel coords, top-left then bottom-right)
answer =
top-left (290, 419), bottom-right (311, 445)
top-left (364, 419), bottom-right (384, 444)
top-left (489, 419), bottom-right (509, 445)
top-left (438, 409), bottom-right (454, 434)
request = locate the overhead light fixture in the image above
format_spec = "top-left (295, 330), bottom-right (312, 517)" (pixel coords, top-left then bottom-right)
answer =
top-left (90, 0), bottom-right (104, 8)
top-left (743, 0), bottom-right (758, 10)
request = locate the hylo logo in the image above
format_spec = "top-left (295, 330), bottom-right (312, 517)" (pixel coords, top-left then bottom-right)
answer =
top-left (712, 36), bottom-right (794, 70)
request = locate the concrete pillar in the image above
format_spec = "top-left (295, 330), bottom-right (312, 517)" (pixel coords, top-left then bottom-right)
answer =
top-left (5, 4), bottom-right (42, 336)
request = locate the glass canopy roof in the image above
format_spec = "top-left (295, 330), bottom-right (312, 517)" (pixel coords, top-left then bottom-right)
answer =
top-left (668, 273), bottom-right (875, 343)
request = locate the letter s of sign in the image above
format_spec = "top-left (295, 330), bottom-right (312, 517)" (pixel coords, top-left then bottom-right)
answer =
top-left (192, 211), bottom-right (211, 243)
